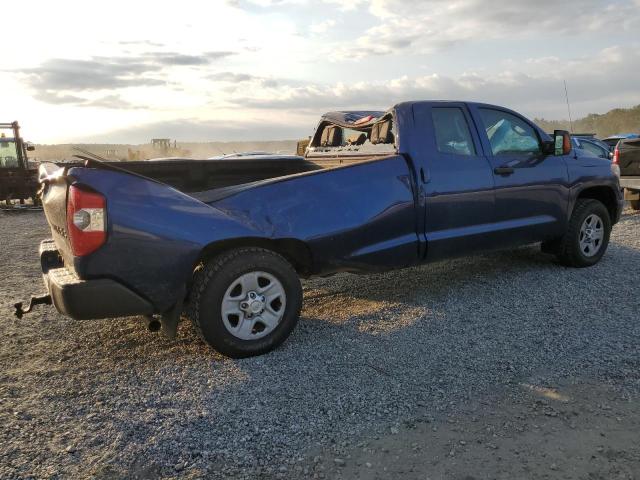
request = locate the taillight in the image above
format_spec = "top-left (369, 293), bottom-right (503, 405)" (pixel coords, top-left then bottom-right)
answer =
top-left (613, 145), bottom-right (620, 164)
top-left (66, 184), bottom-right (106, 256)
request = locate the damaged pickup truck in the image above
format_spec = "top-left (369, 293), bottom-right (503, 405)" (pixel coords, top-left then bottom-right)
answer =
top-left (23, 101), bottom-right (623, 358)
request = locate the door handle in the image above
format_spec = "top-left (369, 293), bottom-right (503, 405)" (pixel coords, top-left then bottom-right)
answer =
top-left (494, 166), bottom-right (514, 176)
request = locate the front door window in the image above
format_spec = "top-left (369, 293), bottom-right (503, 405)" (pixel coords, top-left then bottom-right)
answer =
top-left (479, 108), bottom-right (541, 156)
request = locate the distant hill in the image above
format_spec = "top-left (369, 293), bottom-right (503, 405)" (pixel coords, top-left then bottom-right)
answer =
top-left (31, 140), bottom-right (298, 162)
top-left (535, 104), bottom-right (640, 138)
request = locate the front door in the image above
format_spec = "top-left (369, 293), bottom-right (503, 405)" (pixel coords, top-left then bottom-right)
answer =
top-left (471, 106), bottom-right (570, 245)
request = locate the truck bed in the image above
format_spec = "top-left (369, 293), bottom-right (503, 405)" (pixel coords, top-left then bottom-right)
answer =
top-left (64, 155), bottom-right (378, 195)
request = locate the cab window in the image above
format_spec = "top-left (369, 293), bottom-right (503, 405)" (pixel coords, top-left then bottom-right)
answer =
top-left (432, 108), bottom-right (476, 156)
top-left (0, 139), bottom-right (20, 168)
top-left (479, 108), bottom-right (541, 156)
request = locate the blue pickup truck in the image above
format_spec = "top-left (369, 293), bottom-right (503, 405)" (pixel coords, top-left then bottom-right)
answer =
top-left (26, 101), bottom-right (623, 358)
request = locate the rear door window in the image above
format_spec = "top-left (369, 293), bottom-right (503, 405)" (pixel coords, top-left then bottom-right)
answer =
top-left (431, 107), bottom-right (476, 156)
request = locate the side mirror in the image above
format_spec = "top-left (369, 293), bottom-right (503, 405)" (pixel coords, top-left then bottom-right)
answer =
top-left (553, 130), bottom-right (572, 156)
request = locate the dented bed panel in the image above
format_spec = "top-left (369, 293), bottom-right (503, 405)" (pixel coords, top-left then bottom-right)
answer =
top-left (211, 155), bottom-right (420, 274)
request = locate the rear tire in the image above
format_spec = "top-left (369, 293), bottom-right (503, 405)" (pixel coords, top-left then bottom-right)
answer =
top-left (555, 199), bottom-right (611, 267)
top-left (630, 200), bottom-right (640, 211)
top-left (187, 248), bottom-right (302, 358)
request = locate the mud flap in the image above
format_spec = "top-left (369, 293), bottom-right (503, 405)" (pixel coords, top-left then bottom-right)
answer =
top-left (160, 286), bottom-right (186, 339)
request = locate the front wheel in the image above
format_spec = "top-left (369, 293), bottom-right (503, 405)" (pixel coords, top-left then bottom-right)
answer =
top-left (555, 199), bottom-right (612, 267)
top-left (187, 248), bottom-right (302, 358)
top-left (630, 199), bottom-right (640, 211)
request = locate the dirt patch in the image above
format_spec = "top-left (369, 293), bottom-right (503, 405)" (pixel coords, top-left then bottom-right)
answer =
top-left (304, 382), bottom-right (640, 479)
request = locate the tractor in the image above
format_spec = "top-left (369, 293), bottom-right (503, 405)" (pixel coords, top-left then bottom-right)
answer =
top-left (0, 122), bottom-right (38, 205)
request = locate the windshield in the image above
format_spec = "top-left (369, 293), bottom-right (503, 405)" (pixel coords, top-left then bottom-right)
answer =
top-left (0, 139), bottom-right (20, 168)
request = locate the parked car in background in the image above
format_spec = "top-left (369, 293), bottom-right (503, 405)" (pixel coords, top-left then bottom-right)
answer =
top-left (27, 101), bottom-right (623, 358)
top-left (615, 137), bottom-right (640, 210)
top-left (572, 136), bottom-right (612, 159)
top-left (603, 133), bottom-right (640, 151)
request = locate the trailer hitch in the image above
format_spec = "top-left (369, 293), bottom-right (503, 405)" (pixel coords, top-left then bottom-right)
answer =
top-left (14, 294), bottom-right (52, 319)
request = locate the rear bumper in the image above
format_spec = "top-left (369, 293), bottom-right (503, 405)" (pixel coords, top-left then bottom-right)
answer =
top-left (40, 240), bottom-right (153, 320)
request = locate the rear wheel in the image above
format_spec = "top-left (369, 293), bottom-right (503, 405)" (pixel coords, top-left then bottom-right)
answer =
top-left (630, 200), bottom-right (640, 211)
top-left (555, 199), bottom-right (611, 267)
top-left (187, 248), bottom-right (302, 358)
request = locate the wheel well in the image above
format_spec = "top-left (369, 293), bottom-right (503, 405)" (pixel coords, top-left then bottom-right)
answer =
top-left (195, 237), bottom-right (314, 277)
top-left (576, 186), bottom-right (618, 223)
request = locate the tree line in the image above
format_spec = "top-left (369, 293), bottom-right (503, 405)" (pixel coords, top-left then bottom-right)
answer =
top-left (535, 104), bottom-right (640, 138)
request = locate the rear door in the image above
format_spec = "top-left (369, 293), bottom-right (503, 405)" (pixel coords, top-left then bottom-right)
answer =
top-left (470, 105), bottom-right (570, 244)
top-left (411, 102), bottom-right (496, 260)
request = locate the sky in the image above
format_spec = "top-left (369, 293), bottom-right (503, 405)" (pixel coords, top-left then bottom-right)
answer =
top-left (3, 0), bottom-right (640, 143)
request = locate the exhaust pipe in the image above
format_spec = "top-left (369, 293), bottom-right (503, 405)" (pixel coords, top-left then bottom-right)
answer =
top-left (143, 315), bottom-right (161, 332)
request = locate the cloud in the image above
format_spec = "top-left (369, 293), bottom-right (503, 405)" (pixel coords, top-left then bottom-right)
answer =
top-left (220, 46), bottom-right (640, 119)
top-left (333, 0), bottom-right (640, 59)
top-left (310, 19), bottom-right (336, 34)
top-left (33, 91), bottom-right (142, 109)
top-left (33, 91), bottom-right (89, 105)
top-left (226, 0), bottom-right (308, 8)
top-left (43, 44), bottom-right (640, 143)
top-left (15, 50), bottom-right (237, 107)
top-left (227, 0), bottom-right (640, 60)
top-left (149, 51), bottom-right (236, 66)
top-left (21, 57), bottom-right (165, 91)
top-left (224, 0), bottom-right (640, 59)
top-left (118, 40), bottom-right (166, 47)
top-left (208, 71), bottom-right (282, 89)
top-left (84, 95), bottom-right (143, 109)
top-left (209, 72), bottom-right (262, 83)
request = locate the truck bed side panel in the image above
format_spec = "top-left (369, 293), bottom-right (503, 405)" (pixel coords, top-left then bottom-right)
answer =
top-left (211, 155), bottom-right (420, 274)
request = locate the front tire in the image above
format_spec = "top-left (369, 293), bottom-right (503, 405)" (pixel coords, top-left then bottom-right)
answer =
top-left (187, 248), bottom-right (302, 358)
top-left (630, 199), bottom-right (640, 211)
top-left (555, 199), bottom-right (611, 267)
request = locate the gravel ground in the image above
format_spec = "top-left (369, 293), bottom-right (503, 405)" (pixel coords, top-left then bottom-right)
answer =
top-left (1, 208), bottom-right (639, 479)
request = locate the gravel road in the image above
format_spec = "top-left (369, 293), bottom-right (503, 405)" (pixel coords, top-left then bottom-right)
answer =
top-left (1, 208), bottom-right (639, 479)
